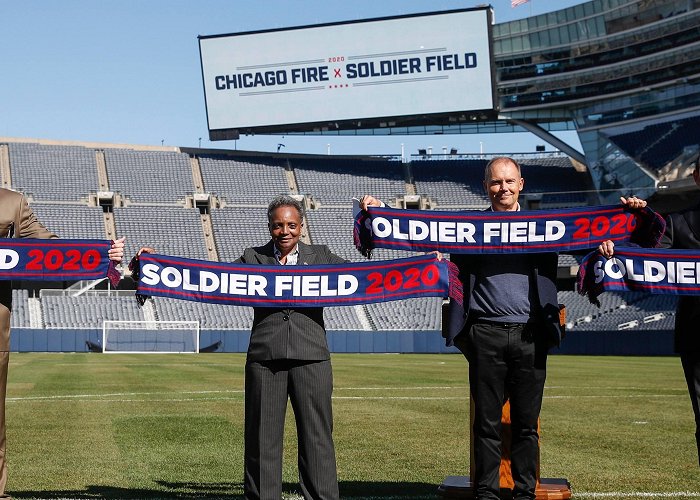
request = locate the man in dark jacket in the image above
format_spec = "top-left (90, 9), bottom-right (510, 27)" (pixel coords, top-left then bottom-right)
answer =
top-left (601, 159), bottom-right (700, 465)
top-left (662, 161), bottom-right (700, 466)
top-left (362, 157), bottom-right (561, 500)
top-left (444, 157), bottom-right (560, 500)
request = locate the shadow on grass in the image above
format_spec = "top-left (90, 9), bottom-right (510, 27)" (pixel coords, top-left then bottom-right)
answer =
top-left (11, 480), bottom-right (440, 499)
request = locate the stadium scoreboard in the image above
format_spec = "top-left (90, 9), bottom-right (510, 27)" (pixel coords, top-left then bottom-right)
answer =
top-left (198, 7), bottom-right (495, 140)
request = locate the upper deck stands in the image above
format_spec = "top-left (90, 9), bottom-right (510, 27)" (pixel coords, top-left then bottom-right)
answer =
top-left (29, 203), bottom-right (106, 239)
top-left (411, 159), bottom-right (488, 208)
top-left (210, 206), bottom-right (269, 262)
top-left (114, 206), bottom-right (208, 261)
top-left (104, 149), bottom-right (194, 203)
top-left (8, 143), bottom-right (99, 201)
top-left (292, 157), bottom-right (406, 205)
top-left (199, 154), bottom-right (290, 204)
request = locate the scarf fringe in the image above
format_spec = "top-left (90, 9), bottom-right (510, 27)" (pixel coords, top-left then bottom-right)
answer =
top-left (353, 211), bottom-right (374, 259)
top-left (575, 251), bottom-right (601, 307)
top-left (630, 207), bottom-right (667, 249)
top-left (107, 261), bottom-right (121, 288)
top-left (128, 255), bottom-right (149, 306)
top-left (446, 259), bottom-right (464, 307)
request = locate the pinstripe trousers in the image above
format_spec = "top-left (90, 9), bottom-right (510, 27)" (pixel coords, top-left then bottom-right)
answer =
top-left (244, 359), bottom-right (339, 500)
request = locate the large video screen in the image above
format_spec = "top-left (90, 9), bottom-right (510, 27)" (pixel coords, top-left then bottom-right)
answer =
top-left (199, 8), bottom-right (494, 138)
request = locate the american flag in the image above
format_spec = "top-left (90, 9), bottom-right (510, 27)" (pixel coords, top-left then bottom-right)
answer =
top-left (511, 0), bottom-right (530, 6)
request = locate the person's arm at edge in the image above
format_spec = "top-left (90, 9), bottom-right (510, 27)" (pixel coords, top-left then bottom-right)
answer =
top-left (597, 196), bottom-right (648, 258)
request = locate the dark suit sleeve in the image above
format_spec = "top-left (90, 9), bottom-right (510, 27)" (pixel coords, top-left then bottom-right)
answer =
top-left (235, 247), bottom-right (258, 264)
top-left (658, 214), bottom-right (674, 249)
top-left (442, 254), bottom-right (469, 347)
top-left (323, 247), bottom-right (347, 265)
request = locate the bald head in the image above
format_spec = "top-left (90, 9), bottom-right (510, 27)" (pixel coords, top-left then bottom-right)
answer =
top-left (483, 157), bottom-right (524, 212)
top-left (484, 156), bottom-right (521, 182)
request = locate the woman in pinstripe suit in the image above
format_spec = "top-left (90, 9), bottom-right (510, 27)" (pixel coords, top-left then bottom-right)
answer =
top-left (238, 195), bottom-right (344, 500)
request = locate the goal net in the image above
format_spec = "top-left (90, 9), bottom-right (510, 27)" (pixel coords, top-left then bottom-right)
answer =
top-left (102, 320), bottom-right (200, 353)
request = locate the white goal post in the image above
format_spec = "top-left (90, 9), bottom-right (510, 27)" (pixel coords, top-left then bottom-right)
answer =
top-left (102, 320), bottom-right (200, 353)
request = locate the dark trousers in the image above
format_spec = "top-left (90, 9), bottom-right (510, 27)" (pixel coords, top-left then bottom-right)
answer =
top-left (244, 359), bottom-right (339, 500)
top-left (455, 322), bottom-right (547, 500)
top-left (680, 352), bottom-right (700, 467)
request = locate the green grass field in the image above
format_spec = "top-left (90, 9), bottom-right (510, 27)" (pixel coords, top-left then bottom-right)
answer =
top-left (4, 353), bottom-right (700, 499)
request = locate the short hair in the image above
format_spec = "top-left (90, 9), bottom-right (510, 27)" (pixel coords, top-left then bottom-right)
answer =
top-left (267, 195), bottom-right (305, 222)
top-left (484, 156), bottom-right (521, 182)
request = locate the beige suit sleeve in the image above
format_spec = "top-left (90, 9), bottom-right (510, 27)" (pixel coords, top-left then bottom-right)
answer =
top-left (15, 195), bottom-right (57, 239)
top-left (0, 190), bottom-right (57, 351)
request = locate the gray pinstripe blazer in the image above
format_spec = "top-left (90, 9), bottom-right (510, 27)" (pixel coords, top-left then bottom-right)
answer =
top-left (238, 241), bottom-right (346, 361)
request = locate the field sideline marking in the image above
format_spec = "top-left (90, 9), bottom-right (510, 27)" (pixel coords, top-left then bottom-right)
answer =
top-left (5, 387), bottom-right (462, 402)
top-left (6, 389), bottom-right (244, 401)
top-left (6, 387), bottom-right (685, 402)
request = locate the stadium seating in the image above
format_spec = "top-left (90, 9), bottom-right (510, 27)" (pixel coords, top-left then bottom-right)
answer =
top-left (29, 203), bottom-right (106, 239)
top-left (411, 159), bottom-right (488, 207)
top-left (558, 290), bottom-right (677, 332)
top-left (518, 158), bottom-right (589, 204)
top-left (305, 207), bottom-right (357, 261)
top-left (152, 296), bottom-right (253, 330)
top-left (11, 290), bottom-right (30, 328)
top-left (364, 297), bottom-right (443, 331)
top-left (104, 149), bottom-right (193, 203)
top-left (609, 115), bottom-right (700, 170)
top-left (9, 143), bottom-right (99, 202)
top-left (198, 154), bottom-right (290, 204)
top-left (42, 293), bottom-right (145, 328)
top-left (1, 139), bottom-right (676, 338)
top-left (114, 206), bottom-right (208, 261)
top-left (210, 206), bottom-right (269, 262)
top-left (292, 157), bottom-right (406, 205)
top-left (323, 306), bottom-right (365, 331)
top-left (410, 156), bottom-right (587, 208)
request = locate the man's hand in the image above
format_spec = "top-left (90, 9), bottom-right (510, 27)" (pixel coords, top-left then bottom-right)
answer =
top-left (620, 195), bottom-right (646, 210)
top-left (598, 196), bottom-right (647, 258)
top-left (598, 240), bottom-right (615, 258)
top-left (137, 246), bottom-right (156, 257)
top-left (359, 195), bottom-right (382, 211)
top-left (428, 250), bottom-right (443, 261)
top-left (108, 237), bottom-right (125, 263)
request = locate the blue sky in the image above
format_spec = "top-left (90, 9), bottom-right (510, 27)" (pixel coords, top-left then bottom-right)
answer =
top-left (0, 0), bottom-right (587, 157)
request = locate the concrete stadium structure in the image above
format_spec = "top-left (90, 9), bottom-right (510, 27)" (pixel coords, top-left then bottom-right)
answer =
top-left (0, 0), bottom-right (696, 354)
top-left (0, 139), bottom-right (678, 355)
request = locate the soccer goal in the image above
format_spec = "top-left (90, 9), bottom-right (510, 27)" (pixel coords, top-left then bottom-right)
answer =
top-left (102, 320), bottom-right (200, 353)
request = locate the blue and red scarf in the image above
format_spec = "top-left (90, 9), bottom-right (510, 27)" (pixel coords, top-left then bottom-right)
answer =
top-left (0, 239), bottom-right (120, 285)
top-left (354, 205), bottom-right (665, 257)
top-left (577, 247), bottom-right (700, 305)
top-left (131, 253), bottom-right (460, 307)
